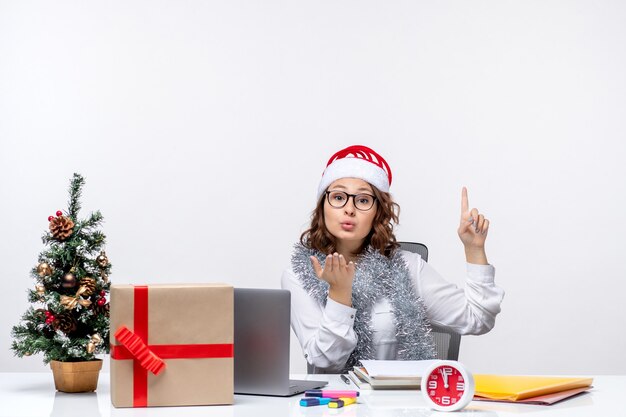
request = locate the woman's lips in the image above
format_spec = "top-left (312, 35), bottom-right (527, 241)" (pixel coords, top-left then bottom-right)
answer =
top-left (340, 222), bottom-right (355, 231)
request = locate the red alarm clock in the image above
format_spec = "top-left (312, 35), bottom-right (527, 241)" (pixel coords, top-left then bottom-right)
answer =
top-left (421, 360), bottom-right (475, 412)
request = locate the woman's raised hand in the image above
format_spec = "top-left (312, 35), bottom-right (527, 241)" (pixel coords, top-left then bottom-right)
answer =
top-left (457, 187), bottom-right (489, 264)
top-left (310, 253), bottom-right (355, 306)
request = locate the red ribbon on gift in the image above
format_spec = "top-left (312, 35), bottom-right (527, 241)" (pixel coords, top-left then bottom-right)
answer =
top-left (110, 285), bottom-right (234, 407)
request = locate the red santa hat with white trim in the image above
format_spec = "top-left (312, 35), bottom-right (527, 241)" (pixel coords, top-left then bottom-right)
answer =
top-left (317, 145), bottom-right (393, 199)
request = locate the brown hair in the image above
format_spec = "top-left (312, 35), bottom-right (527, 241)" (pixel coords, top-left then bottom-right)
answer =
top-left (300, 184), bottom-right (400, 257)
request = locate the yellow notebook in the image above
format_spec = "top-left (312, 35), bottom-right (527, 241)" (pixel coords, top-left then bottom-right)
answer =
top-left (474, 375), bottom-right (593, 401)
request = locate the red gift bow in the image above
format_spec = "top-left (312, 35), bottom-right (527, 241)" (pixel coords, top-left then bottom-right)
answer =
top-left (114, 326), bottom-right (166, 375)
top-left (110, 285), bottom-right (234, 407)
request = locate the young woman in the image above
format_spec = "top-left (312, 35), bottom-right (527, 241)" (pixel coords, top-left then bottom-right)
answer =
top-left (281, 145), bottom-right (505, 373)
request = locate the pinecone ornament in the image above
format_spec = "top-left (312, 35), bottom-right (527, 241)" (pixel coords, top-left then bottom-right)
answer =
top-left (79, 277), bottom-right (96, 296)
top-left (92, 302), bottom-right (110, 318)
top-left (53, 313), bottom-right (77, 334)
top-left (34, 309), bottom-right (47, 322)
top-left (49, 216), bottom-right (75, 241)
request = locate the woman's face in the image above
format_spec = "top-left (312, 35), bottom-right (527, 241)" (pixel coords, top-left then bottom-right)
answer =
top-left (323, 178), bottom-right (378, 247)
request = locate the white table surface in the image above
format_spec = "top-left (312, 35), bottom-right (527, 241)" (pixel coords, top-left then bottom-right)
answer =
top-left (0, 373), bottom-right (619, 417)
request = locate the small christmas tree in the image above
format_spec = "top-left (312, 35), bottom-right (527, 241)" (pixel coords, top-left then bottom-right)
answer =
top-left (11, 173), bottom-right (111, 363)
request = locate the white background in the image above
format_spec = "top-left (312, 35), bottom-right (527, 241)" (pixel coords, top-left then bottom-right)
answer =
top-left (1, 0), bottom-right (625, 375)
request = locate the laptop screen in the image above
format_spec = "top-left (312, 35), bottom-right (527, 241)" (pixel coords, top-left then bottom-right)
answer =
top-left (234, 288), bottom-right (291, 394)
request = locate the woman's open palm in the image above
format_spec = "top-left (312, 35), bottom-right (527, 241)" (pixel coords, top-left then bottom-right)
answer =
top-left (310, 253), bottom-right (355, 291)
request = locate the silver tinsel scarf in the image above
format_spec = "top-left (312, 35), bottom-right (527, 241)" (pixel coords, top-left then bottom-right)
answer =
top-left (291, 243), bottom-right (436, 373)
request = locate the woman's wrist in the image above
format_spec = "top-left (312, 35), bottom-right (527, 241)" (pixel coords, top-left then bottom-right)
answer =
top-left (464, 246), bottom-right (488, 265)
top-left (328, 286), bottom-right (353, 307)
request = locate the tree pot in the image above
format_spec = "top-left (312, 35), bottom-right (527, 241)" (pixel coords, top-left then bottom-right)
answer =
top-left (50, 359), bottom-right (103, 393)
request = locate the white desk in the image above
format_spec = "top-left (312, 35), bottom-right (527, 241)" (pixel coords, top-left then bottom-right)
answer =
top-left (0, 373), bottom-right (619, 417)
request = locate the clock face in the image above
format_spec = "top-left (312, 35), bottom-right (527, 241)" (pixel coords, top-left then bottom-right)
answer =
top-left (424, 365), bottom-right (468, 408)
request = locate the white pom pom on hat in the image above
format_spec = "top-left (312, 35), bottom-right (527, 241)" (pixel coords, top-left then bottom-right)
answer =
top-left (317, 145), bottom-right (392, 199)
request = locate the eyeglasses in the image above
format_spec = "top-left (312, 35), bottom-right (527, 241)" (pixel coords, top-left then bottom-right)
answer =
top-left (325, 190), bottom-right (377, 211)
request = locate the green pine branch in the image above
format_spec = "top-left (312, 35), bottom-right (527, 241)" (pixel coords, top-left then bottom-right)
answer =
top-left (67, 173), bottom-right (85, 219)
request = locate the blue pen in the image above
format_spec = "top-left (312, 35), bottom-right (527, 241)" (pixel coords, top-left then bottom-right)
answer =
top-left (300, 397), bottom-right (332, 407)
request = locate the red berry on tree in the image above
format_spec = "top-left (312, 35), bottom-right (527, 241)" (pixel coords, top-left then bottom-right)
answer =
top-left (100, 290), bottom-right (106, 297)
top-left (97, 298), bottom-right (106, 306)
top-left (56, 211), bottom-right (62, 217)
top-left (48, 216), bottom-right (54, 221)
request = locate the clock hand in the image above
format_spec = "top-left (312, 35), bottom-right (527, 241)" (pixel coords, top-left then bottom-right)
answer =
top-left (440, 368), bottom-right (449, 389)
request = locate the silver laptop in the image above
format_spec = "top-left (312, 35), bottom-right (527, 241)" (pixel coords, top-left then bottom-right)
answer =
top-left (234, 288), bottom-right (328, 396)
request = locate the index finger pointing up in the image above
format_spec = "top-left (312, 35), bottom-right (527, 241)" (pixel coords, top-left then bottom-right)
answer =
top-left (461, 186), bottom-right (469, 214)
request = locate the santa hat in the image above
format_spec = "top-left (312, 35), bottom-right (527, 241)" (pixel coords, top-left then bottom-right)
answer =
top-left (317, 145), bottom-right (392, 199)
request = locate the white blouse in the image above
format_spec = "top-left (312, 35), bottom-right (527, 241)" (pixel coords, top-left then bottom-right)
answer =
top-left (281, 250), bottom-right (505, 373)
